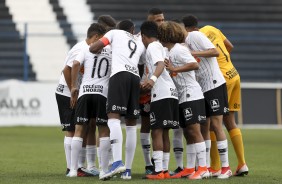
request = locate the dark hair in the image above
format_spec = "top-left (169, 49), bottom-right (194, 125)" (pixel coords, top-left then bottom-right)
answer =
top-left (148, 8), bottom-right (163, 15)
top-left (182, 15), bottom-right (198, 28)
top-left (116, 19), bottom-right (134, 32)
top-left (140, 21), bottom-right (158, 38)
top-left (87, 23), bottom-right (106, 38)
top-left (158, 21), bottom-right (185, 43)
top-left (97, 15), bottom-right (117, 29)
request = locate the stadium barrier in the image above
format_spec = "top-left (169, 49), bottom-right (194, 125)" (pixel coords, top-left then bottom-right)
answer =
top-left (0, 80), bottom-right (281, 126)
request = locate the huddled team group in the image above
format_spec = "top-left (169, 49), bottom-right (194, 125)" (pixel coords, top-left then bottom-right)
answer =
top-left (55, 8), bottom-right (249, 180)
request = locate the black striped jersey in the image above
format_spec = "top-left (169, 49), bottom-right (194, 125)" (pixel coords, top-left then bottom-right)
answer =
top-left (185, 31), bottom-right (226, 93)
top-left (168, 43), bottom-right (204, 104)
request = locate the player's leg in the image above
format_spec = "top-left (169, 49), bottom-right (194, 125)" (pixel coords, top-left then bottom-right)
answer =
top-left (171, 128), bottom-right (184, 175)
top-left (162, 128), bottom-right (171, 178)
top-left (224, 79), bottom-right (248, 176)
top-left (55, 93), bottom-right (75, 176)
top-left (120, 118), bottom-right (137, 179)
top-left (85, 118), bottom-right (99, 176)
top-left (139, 101), bottom-right (154, 174)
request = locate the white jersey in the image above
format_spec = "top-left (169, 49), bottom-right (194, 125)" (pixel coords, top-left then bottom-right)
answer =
top-left (168, 43), bottom-right (204, 104)
top-left (75, 45), bottom-right (112, 98)
top-left (56, 41), bottom-right (88, 97)
top-left (145, 41), bottom-right (178, 102)
top-left (185, 31), bottom-right (225, 93)
top-left (103, 29), bottom-right (145, 77)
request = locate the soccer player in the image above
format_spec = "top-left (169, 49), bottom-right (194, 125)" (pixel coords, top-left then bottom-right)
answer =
top-left (89, 20), bottom-right (145, 179)
top-left (158, 21), bottom-right (209, 180)
top-left (55, 27), bottom-right (94, 177)
top-left (182, 15), bottom-right (232, 179)
top-left (68, 23), bottom-right (107, 177)
top-left (144, 8), bottom-right (185, 175)
top-left (200, 23), bottom-right (248, 176)
top-left (138, 8), bottom-right (166, 175)
top-left (95, 14), bottom-right (116, 173)
top-left (140, 21), bottom-right (179, 180)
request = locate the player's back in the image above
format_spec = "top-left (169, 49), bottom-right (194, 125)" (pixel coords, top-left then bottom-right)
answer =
top-left (103, 29), bottom-right (145, 77)
top-left (78, 45), bottom-right (112, 98)
top-left (200, 26), bottom-right (239, 83)
top-left (185, 31), bottom-right (225, 92)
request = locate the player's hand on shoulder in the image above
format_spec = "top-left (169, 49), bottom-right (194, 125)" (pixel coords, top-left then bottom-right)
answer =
top-left (164, 59), bottom-right (174, 72)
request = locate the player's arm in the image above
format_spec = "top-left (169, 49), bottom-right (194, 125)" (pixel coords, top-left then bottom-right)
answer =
top-left (191, 48), bottom-right (219, 57)
top-left (165, 60), bottom-right (199, 73)
top-left (89, 37), bottom-right (109, 54)
top-left (70, 60), bottom-right (80, 108)
top-left (224, 38), bottom-right (234, 53)
top-left (142, 61), bottom-right (165, 91)
top-left (62, 65), bottom-right (72, 90)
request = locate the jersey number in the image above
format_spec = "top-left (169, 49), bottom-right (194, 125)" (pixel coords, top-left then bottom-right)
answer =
top-left (91, 56), bottom-right (109, 78)
top-left (216, 44), bottom-right (229, 62)
top-left (128, 40), bottom-right (137, 58)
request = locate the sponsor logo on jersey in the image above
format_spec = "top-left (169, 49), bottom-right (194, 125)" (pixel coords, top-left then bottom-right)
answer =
top-left (83, 85), bottom-right (103, 93)
top-left (210, 99), bottom-right (220, 111)
top-left (125, 64), bottom-right (138, 74)
top-left (170, 88), bottom-right (178, 97)
top-left (226, 67), bottom-right (238, 80)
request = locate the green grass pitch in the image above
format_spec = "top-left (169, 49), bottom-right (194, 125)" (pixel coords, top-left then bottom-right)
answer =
top-left (0, 126), bottom-right (281, 184)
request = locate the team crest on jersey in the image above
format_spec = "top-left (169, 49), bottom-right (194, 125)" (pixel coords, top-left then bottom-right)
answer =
top-left (184, 108), bottom-right (193, 119)
top-left (210, 99), bottom-right (220, 110)
top-left (56, 84), bottom-right (64, 93)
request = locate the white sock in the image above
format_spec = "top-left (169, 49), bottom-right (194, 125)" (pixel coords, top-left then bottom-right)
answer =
top-left (152, 151), bottom-right (163, 172)
top-left (64, 136), bottom-right (72, 169)
top-left (173, 128), bottom-right (184, 169)
top-left (109, 147), bottom-right (113, 165)
top-left (205, 140), bottom-right (211, 168)
top-left (217, 140), bottom-right (229, 167)
top-left (108, 118), bottom-right (123, 162)
top-left (86, 145), bottom-right (96, 170)
top-left (97, 147), bottom-right (101, 169)
top-left (140, 133), bottom-right (152, 166)
top-left (195, 142), bottom-right (207, 167)
top-left (70, 137), bottom-right (83, 171)
top-left (186, 144), bottom-right (196, 169)
top-left (100, 137), bottom-right (111, 172)
top-left (78, 147), bottom-right (86, 168)
top-left (125, 126), bottom-right (137, 169)
top-left (162, 152), bottom-right (170, 171)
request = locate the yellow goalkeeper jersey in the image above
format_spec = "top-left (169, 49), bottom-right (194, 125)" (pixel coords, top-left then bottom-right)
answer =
top-left (200, 25), bottom-right (239, 84)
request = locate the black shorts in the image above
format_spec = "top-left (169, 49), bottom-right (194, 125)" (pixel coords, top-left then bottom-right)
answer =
top-left (75, 94), bottom-right (108, 126)
top-left (55, 93), bottom-right (75, 131)
top-left (204, 83), bottom-right (229, 117)
top-left (179, 99), bottom-right (206, 128)
top-left (107, 72), bottom-right (140, 119)
top-left (150, 98), bottom-right (179, 129)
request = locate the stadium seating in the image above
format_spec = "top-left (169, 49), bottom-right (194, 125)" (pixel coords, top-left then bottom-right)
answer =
top-left (86, 0), bottom-right (282, 82)
top-left (0, 0), bottom-right (36, 80)
top-left (1, 0), bottom-right (282, 81)
top-left (58, 0), bottom-right (93, 42)
top-left (49, 0), bottom-right (77, 47)
top-left (5, 0), bottom-right (69, 81)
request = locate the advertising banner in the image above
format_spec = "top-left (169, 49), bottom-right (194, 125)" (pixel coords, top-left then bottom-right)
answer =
top-left (0, 80), bottom-right (59, 126)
